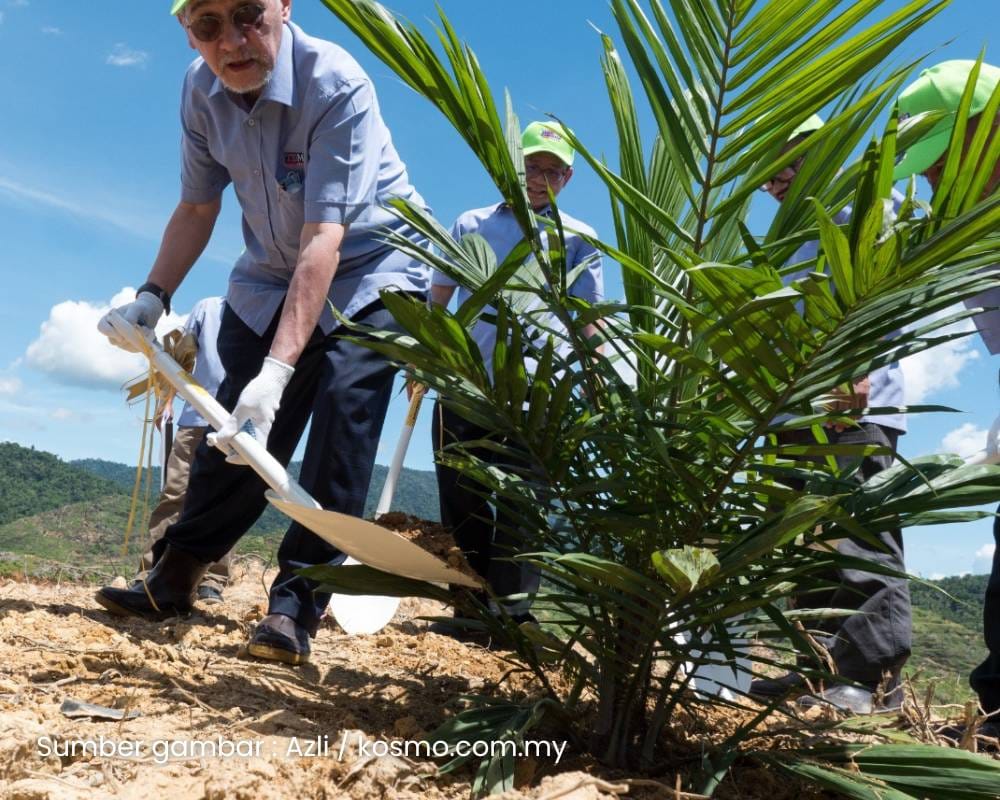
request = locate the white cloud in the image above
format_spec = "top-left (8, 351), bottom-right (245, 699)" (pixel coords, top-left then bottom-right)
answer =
top-left (24, 289), bottom-right (186, 391)
top-left (974, 542), bottom-right (996, 574)
top-left (0, 11), bottom-right (5, 24)
top-left (41, 26), bottom-right (61, 35)
top-left (901, 307), bottom-right (980, 404)
top-left (941, 422), bottom-right (991, 459)
top-left (106, 44), bottom-right (149, 68)
top-left (9, 1), bottom-right (29, 7)
top-left (0, 377), bottom-right (21, 396)
top-left (50, 407), bottom-right (94, 423)
top-left (0, 174), bottom-right (160, 240)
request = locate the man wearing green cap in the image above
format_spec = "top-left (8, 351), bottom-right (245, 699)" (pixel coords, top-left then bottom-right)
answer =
top-left (93, 0), bottom-right (431, 665)
top-left (426, 121), bottom-right (604, 642)
top-left (895, 59), bottom-right (1000, 744)
top-left (749, 115), bottom-right (912, 714)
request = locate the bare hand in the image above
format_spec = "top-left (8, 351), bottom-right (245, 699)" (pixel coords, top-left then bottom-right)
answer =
top-left (824, 376), bottom-right (870, 432)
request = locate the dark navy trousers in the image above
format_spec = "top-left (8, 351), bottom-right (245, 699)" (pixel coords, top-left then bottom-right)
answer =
top-left (780, 423), bottom-right (912, 686)
top-left (155, 299), bottom-right (405, 635)
top-left (432, 401), bottom-right (540, 613)
top-left (971, 506), bottom-right (1000, 714)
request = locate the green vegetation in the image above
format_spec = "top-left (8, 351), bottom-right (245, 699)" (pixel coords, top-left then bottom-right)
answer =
top-left (903, 576), bottom-right (989, 706)
top-left (911, 573), bottom-right (989, 630)
top-left (71, 456), bottom-right (441, 523)
top-left (311, 0), bottom-right (1000, 796)
top-left (0, 441), bottom-right (441, 580)
top-left (0, 442), bottom-right (124, 526)
top-left (905, 606), bottom-right (982, 706)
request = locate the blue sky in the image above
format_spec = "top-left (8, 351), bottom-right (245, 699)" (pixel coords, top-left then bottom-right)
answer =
top-left (0, 0), bottom-right (995, 577)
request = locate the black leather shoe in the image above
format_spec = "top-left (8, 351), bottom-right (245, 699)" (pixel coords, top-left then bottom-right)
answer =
top-left (197, 585), bottom-right (224, 605)
top-left (95, 545), bottom-right (208, 621)
top-left (247, 614), bottom-right (311, 665)
top-left (750, 672), bottom-right (807, 699)
top-left (796, 681), bottom-right (904, 714)
top-left (427, 616), bottom-right (490, 646)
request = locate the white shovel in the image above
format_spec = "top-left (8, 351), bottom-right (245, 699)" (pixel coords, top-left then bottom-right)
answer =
top-left (328, 386), bottom-right (427, 634)
top-left (965, 412), bottom-right (1000, 466)
top-left (107, 312), bottom-right (478, 618)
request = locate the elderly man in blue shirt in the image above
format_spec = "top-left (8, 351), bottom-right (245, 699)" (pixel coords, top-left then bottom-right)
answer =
top-left (428, 122), bottom-right (604, 642)
top-left (749, 116), bottom-right (911, 714)
top-left (95, 0), bottom-right (430, 665)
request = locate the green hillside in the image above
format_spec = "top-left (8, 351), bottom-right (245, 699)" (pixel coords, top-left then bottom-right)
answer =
top-left (910, 574), bottom-right (989, 630)
top-left (71, 457), bottom-right (440, 523)
top-left (0, 442), bottom-right (440, 580)
top-left (0, 443), bottom-right (125, 526)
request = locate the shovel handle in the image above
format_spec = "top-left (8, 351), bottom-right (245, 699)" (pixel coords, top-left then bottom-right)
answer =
top-left (107, 311), bottom-right (319, 509)
top-left (375, 386), bottom-right (425, 519)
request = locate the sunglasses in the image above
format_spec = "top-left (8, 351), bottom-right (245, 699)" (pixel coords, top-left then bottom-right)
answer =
top-left (186, 3), bottom-right (266, 43)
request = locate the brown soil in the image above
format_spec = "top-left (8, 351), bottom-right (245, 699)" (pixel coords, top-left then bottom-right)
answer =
top-left (0, 561), bottom-right (620, 800)
top-left (0, 562), bottom-right (991, 800)
top-left (375, 513), bottom-right (482, 582)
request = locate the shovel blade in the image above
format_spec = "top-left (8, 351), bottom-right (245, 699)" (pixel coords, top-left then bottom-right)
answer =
top-left (266, 492), bottom-right (480, 589)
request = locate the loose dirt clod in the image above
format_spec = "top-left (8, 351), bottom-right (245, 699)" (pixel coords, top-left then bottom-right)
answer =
top-left (374, 513), bottom-right (481, 582)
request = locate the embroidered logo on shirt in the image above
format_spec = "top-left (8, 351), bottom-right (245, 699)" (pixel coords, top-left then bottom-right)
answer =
top-left (284, 152), bottom-right (305, 169)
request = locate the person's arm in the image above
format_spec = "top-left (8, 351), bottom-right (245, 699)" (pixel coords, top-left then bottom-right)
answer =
top-left (430, 283), bottom-right (456, 308)
top-left (268, 221), bottom-right (347, 366)
top-left (569, 233), bottom-right (605, 355)
top-left (209, 221), bottom-right (346, 460)
top-left (146, 198), bottom-right (222, 294)
top-left (582, 320), bottom-right (605, 355)
top-left (97, 197), bottom-right (222, 351)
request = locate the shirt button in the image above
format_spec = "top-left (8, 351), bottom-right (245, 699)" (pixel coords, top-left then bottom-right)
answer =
top-left (253, 169), bottom-right (260, 176)
top-left (247, 118), bottom-right (256, 127)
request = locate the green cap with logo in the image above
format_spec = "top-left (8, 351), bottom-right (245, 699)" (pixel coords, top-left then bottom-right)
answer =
top-left (789, 114), bottom-right (825, 141)
top-left (522, 121), bottom-right (575, 167)
top-left (171, 0), bottom-right (190, 15)
top-left (894, 59), bottom-right (1000, 180)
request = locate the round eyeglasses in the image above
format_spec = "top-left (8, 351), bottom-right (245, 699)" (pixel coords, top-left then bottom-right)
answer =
top-left (186, 3), bottom-right (266, 43)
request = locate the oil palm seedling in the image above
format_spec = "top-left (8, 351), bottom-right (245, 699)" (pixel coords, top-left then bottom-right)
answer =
top-left (306, 0), bottom-right (1000, 795)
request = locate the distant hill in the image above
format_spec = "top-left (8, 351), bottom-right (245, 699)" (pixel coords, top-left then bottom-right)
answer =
top-left (70, 457), bottom-right (441, 524)
top-left (910, 574), bottom-right (989, 630)
top-left (0, 442), bottom-right (440, 578)
top-left (0, 443), bottom-right (125, 527)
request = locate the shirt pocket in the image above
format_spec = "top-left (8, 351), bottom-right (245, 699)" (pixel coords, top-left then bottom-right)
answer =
top-left (273, 171), bottom-right (305, 253)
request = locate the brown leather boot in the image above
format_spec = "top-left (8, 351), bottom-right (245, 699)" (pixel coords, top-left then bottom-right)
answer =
top-left (95, 545), bottom-right (209, 621)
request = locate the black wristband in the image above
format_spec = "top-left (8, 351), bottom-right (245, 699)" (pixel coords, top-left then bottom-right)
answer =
top-left (137, 282), bottom-right (171, 315)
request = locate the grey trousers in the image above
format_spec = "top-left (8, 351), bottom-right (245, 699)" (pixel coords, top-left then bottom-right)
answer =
top-left (781, 423), bottom-right (912, 686)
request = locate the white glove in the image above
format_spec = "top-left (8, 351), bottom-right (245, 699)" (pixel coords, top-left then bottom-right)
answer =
top-left (97, 291), bottom-right (164, 353)
top-left (208, 356), bottom-right (295, 464)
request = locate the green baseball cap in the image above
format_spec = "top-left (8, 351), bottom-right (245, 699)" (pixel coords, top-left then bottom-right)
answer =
top-left (522, 121), bottom-right (575, 167)
top-left (789, 114), bottom-right (825, 141)
top-left (894, 60), bottom-right (1000, 180)
top-left (171, 0), bottom-right (191, 15)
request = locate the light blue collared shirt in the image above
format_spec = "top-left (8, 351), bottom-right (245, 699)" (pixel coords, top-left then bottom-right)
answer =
top-left (964, 282), bottom-right (1000, 356)
top-left (176, 296), bottom-right (226, 428)
top-left (180, 22), bottom-right (430, 335)
top-left (432, 203), bottom-right (604, 380)
top-left (783, 194), bottom-right (906, 434)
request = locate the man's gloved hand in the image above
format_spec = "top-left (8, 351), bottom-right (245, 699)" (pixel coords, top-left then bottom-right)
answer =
top-left (208, 356), bottom-right (295, 464)
top-left (97, 291), bottom-right (165, 353)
